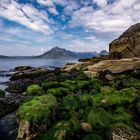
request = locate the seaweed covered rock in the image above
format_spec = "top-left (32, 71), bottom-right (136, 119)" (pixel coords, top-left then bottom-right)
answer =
top-left (47, 87), bottom-right (72, 97)
top-left (42, 81), bottom-right (60, 91)
top-left (60, 80), bottom-right (77, 92)
top-left (39, 121), bottom-right (71, 140)
top-left (14, 66), bottom-right (33, 71)
top-left (27, 84), bottom-right (44, 95)
top-left (0, 89), bottom-right (5, 97)
top-left (16, 94), bottom-right (58, 140)
top-left (61, 94), bottom-right (78, 111)
top-left (14, 71), bottom-right (140, 140)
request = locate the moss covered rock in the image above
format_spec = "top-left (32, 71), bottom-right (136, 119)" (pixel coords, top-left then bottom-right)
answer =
top-left (27, 84), bottom-right (44, 95)
top-left (61, 94), bottom-right (78, 110)
top-left (47, 87), bottom-right (72, 97)
top-left (40, 121), bottom-right (71, 140)
top-left (42, 81), bottom-right (60, 91)
top-left (87, 108), bottom-right (112, 127)
top-left (78, 94), bottom-right (93, 107)
top-left (100, 86), bottom-right (116, 94)
top-left (15, 66), bottom-right (32, 71)
top-left (17, 94), bottom-right (58, 140)
top-left (0, 89), bottom-right (5, 97)
top-left (60, 80), bottom-right (77, 92)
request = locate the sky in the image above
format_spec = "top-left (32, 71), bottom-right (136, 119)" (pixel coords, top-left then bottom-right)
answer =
top-left (0, 0), bottom-right (140, 56)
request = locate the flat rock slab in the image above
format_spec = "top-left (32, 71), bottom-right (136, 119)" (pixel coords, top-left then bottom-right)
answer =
top-left (63, 58), bottom-right (140, 77)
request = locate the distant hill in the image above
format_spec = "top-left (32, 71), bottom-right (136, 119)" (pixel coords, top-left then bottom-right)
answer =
top-left (39, 46), bottom-right (98, 59)
top-left (98, 50), bottom-right (108, 56)
top-left (0, 55), bottom-right (11, 58)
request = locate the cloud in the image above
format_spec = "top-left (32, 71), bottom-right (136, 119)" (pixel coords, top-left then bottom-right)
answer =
top-left (70, 0), bottom-right (140, 34)
top-left (36, 0), bottom-right (54, 6)
top-left (53, 0), bottom-right (68, 6)
top-left (0, 0), bottom-right (53, 35)
top-left (63, 1), bottom-right (80, 15)
top-left (36, 0), bottom-right (59, 15)
top-left (48, 6), bottom-right (59, 15)
top-left (92, 0), bottom-right (107, 7)
top-left (66, 37), bottom-right (107, 52)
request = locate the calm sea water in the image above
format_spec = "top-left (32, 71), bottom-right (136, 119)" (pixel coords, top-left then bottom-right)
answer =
top-left (0, 58), bottom-right (78, 90)
top-left (0, 58), bottom-right (78, 71)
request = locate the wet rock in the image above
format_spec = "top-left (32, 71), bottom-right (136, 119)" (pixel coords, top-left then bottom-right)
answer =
top-left (0, 94), bottom-right (27, 118)
top-left (14, 66), bottom-right (33, 71)
top-left (0, 89), bottom-right (5, 97)
top-left (80, 122), bottom-right (92, 133)
top-left (6, 67), bottom-right (83, 93)
top-left (0, 112), bottom-right (17, 140)
top-left (112, 128), bottom-right (140, 140)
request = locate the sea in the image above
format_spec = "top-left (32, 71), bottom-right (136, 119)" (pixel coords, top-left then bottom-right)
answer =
top-left (0, 58), bottom-right (78, 71)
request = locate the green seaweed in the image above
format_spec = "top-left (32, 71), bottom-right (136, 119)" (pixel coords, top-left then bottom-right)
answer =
top-left (17, 94), bottom-right (57, 123)
top-left (0, 89), bottom-right (5, 97)
top-left (27, 84), bottom-right (44, 95)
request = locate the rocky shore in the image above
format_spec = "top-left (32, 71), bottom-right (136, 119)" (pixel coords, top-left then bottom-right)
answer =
top-left (0, 23), bottom-right (140, 140)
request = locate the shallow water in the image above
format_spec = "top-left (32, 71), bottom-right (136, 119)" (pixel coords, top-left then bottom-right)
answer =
top-left (0, 58), bottom-right (77, 71)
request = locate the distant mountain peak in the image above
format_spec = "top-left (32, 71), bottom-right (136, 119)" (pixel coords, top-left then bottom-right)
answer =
top-left (39, 47), bottom-right (98, 59)
top-left (53, 46), bottom-right (61, 49)
top-left (98, 50), bottom-right (108, 56)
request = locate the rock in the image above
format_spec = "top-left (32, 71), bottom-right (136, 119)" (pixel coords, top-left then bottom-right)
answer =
top-left (112, 128), bottom-right (140, 140)
top-left (64, 58), bottom-right (140, 78)
top-left (0, 94), bottom-right (27, 118)
top-left (6, 68), bottom-right (83, 93)
top-left (80, 122), bottom-right (93, 133)
top-left (109, 23), bottom-right (140, 59)
top-left (105, 74), bottom-right (114, 81)
top-left (16, 94), bottom-right (58, 140)
top-left (0, 112), bottom-right (17, 140)
top-left (0, 89), bottom-right (5, 97)
top-left (27, 84), bottom-right (44, 95)
top-left (10, 67), bottom-right (50, 81)
top-left (79, 55), bottom-right (109, 63)
top-left (6, 68), bottom-right (54, 93)
top-left (14, 66), bottom-right (33, 71)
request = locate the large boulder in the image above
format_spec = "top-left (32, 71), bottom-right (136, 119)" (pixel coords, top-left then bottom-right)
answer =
top-left (109, 23), bottom-right (140, 59)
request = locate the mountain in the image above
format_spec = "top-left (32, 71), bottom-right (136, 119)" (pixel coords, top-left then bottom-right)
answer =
top-left (0, 46), bottom-right (99, 59)
top-left (39, 46), bottom-right (98, 59)
top-left (98, 50), bottom-right (108, 56)
top-left (0, 55), bottom-right (11, 58)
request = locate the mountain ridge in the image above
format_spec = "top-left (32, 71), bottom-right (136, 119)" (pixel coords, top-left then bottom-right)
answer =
top-left (0, 46), bottom-right (105, 59)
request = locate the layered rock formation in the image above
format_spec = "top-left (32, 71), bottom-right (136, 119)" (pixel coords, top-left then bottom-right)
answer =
top-left (64, 58), bottom-right (140, 78)
top-left (109, 23), bottom-right (140, 59)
